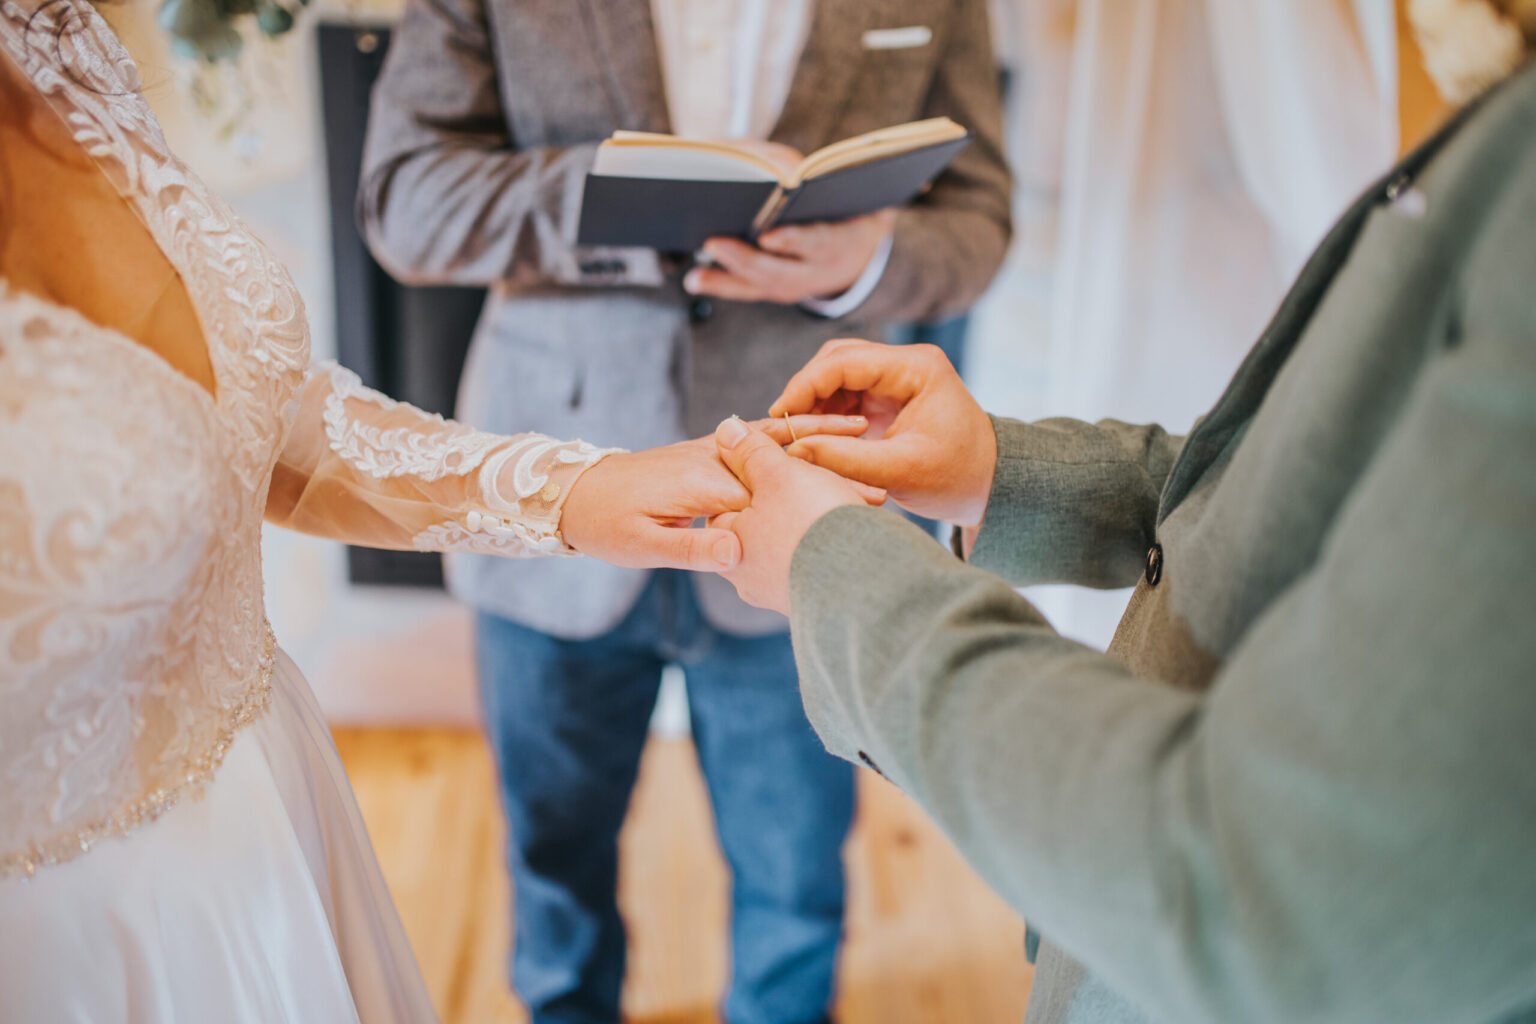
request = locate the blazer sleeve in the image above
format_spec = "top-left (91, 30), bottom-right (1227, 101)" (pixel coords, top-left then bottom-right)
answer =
top-left (785, 180), bottom-right (1536, 1022)
top-left (357, 0), bottom-right (662, 290)
top-left (965, 414), bottom-right (1184, 589)
top-left (857, 0), bottom-right (1013, 324)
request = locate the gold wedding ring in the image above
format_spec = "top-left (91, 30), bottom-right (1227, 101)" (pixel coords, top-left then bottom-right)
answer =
top-left (783, 411), bottom-right (798, 444)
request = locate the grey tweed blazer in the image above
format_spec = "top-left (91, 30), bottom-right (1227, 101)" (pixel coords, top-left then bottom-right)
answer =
top-left (358, 0), bottom-right (1011, 638)
top-left (788, 63), bottom-right (1536, 1024)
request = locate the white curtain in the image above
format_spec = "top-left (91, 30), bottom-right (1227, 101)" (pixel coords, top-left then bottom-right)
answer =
top-left (977, 0), bottom-right (1399, 646)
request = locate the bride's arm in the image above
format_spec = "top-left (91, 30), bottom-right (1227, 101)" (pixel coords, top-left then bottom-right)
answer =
top-left (264, 361), bottom-right (612, 557)
top-left (264, 362), bottom-right (874, 569)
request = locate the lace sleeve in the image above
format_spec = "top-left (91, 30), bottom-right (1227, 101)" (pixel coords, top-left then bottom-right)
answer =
top-left (265, 362), bottom-right (620, 556)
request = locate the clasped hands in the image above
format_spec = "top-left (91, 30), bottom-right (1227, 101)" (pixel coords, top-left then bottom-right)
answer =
top-left (562, 340), bottom-right (997, 617)
top-left (560, 413), bottom-right (885, 573)
top-left (708, 340), bottom-right (997, 613)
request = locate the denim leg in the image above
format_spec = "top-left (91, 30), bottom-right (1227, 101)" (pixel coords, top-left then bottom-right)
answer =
top-left (681, 614), bottom-right (855, 1024)
top-left (475, 602), bottom-right (665, 1024)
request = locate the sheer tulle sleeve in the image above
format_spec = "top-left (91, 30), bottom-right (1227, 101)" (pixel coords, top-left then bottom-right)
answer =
top-left (265, 362), bottom-right (620, 557)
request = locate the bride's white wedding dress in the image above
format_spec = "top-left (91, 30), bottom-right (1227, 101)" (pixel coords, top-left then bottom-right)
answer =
top-left (0, 1), bottom-right (615, 1019)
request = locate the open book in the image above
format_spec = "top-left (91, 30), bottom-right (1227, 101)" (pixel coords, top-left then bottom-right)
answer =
top-left (576, 117), bottom-right (970, 252)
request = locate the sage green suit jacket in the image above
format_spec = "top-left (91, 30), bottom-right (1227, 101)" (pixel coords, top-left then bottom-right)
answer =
top-left (788, 62), bottom-right (1536, 1024)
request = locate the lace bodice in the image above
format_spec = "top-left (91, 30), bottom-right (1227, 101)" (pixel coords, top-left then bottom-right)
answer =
top-left (0, 0), bottom-right (615, 878)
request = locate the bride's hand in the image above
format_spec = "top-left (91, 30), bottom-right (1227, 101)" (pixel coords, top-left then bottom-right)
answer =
top-left (559, 415), bottom-right (880, 571)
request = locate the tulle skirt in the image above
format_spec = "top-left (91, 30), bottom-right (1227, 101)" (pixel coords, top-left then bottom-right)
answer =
top-left (0, 649), bottom-right (437, 1023)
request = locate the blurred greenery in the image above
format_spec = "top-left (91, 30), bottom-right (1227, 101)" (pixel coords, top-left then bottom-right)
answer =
top-left (157, 0), bottom-right (300, 62)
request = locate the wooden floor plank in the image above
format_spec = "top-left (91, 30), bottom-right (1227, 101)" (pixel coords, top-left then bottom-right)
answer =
top-left (334, 728), bottom-right (1030, 1024)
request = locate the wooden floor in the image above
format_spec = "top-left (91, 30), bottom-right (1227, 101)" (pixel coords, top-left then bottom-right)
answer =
top-left (334, 728), bottom-right (1031, 1024)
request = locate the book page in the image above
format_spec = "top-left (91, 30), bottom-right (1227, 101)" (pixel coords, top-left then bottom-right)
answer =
top-left (795, 117), bottom-right (966, 185)
top-left (594, 135), bottom-right (782, 182)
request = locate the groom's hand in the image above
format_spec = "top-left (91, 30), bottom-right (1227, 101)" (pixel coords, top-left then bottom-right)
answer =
top-left (708, 417), bottom-right (866, 614)
top-left (559, 415), bottom-right (875, 572)
top-left (769, 339), bottom-right (997, 526)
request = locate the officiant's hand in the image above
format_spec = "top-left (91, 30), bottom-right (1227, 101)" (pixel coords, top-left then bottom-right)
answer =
top-left (769, 338), bottom-right (996, 527)
top-left (684, 210), bottom-right (896, 306)
top-left (708, 417), bottom-right (867, 613)
top-left (559, 415), bottom-right (876, 572)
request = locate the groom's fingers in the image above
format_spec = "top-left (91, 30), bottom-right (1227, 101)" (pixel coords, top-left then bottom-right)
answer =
top-left (752, 414), bottom-right (868, 447)
top-left (769, 339), bottom-right (889, 417)
top-left (714, 417), bottom-right (793, 490)
top-left (785, 434), bottom-right (914, 492)
top-left (680, 474), bottom-right (751, 516)
top-left (639, 521), bottom-right (742, 572)
top-left (850, 480), bottom-right (889, 506)
top-left (715, 419), bottom-right (886, 505)
top-left (708, 510), bottom-right (741, 532)
top-left (769, 340), bottom-right (923, 418)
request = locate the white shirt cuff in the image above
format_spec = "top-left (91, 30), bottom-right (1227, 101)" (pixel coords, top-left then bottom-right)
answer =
top-left (800, 232), bottom-right (894, 319)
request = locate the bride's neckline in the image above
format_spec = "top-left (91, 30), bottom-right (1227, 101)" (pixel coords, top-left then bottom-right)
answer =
top-left (0, 276), bottom-right (222, 412)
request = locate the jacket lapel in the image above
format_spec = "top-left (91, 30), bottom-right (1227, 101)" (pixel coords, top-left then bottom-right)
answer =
top-left (577, 0), bottom-right (671, 133)
top-left (770, 0), bottom-right (886, 154)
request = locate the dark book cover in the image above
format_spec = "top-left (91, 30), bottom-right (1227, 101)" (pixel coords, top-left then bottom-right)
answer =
top-left (577, 177), bottom-right (774, 252)
top-left (575, 134), bottom-right (970, 252)
top-left (770, 135), bottom-right (971, 227)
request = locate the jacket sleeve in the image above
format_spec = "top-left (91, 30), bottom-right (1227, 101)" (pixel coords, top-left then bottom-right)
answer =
top-left (964, 415), bottom-right (1184, 589)
top-left (356, 0), bottom-right (662, 290)
top-left (785, 185), bottom-right (1536, 1022)
top-left (264, 362), bottom-right (618, 555)
top-left (856, 0), bottom-right (1013, 324)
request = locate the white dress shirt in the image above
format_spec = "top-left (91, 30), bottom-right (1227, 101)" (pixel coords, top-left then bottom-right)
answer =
top-left (649, 0), bottom-right (891, 315)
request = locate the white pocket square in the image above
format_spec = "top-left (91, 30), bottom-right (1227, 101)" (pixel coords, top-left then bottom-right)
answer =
top-left (861, 25), bottom-right (933, 50)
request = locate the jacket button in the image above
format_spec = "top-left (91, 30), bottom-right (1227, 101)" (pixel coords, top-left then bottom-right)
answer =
top-left (1145, 543), bottom-right (1164, 586)
top-left (689, 297), bottom-right (714, 323)
top-left (856, 750), bottom-right (884, 778)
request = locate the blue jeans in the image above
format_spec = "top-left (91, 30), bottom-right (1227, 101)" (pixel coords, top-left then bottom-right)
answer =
top-left (475, 571), bottom-right (854, 1024)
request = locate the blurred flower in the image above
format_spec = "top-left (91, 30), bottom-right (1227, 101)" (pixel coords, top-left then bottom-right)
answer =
top-left (156, 0), bottom-right (306, 63)
top-left (1408, 0), bottom-right (1534, 103)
